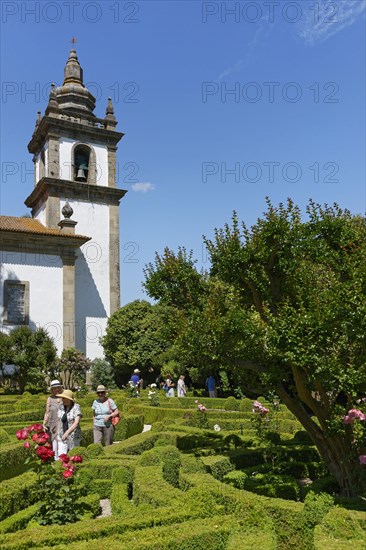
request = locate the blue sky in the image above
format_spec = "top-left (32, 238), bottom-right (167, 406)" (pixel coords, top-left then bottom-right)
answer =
top-left (1, 0), bottom-right (365, 304)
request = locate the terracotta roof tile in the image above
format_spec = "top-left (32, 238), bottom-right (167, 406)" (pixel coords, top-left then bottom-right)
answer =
top-left (0, 216), bottom-right (89, 240)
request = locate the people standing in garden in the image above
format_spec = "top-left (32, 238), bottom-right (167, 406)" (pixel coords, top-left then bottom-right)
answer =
top-left (206, 375), bottom-right (217, 398)
top-left (43, 380), bottom-right (63, 455)
top-left (92, 385), bottom-right (119, 446)
top-left (164, 375), bottom-right (175, 397)
top-left (130, 368), bottom-right (142, 394)
top-left (55, 389), bottom-right (82, 460)
top-left (177, 375), bottom-right (187, 397)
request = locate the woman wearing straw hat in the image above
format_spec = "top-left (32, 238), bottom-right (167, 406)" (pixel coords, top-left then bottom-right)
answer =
top-left (55, 389), bottom-right (83, 460)
top-left (92, 385), bottom-right (119, 446)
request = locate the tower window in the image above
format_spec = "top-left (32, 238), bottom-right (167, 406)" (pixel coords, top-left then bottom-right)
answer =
top-left (74, 145), bottom-right (91, 182)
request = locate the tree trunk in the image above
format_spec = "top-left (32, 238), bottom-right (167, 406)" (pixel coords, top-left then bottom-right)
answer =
top-left (275, 383), bottom-right (363, 497)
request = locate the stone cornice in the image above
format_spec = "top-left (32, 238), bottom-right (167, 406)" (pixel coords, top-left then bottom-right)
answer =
top-left (0, 230), bottom-right (90, 258)
top-left (24, 177), bottom-right (127, 210)
top-left (28, 115), bottom-right (124, 154)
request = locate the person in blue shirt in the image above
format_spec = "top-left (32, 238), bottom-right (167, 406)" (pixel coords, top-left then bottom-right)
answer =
top-left (206, 375), bottom-right (217, 398)
top-left (92, 385), bottom-right (119, 446)
top-left (130, 369), bottom-right (140, 386)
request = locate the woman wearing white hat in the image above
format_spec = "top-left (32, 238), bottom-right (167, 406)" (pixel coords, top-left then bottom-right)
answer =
top-left (92, 385), bottom-right (119, 446)
top-left (43, 380), bottom-right (63, 455)
top-left (55, 389), bottom-right (83, 460)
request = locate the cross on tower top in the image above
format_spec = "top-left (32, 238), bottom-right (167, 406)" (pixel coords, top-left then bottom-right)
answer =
top-left (70, 36), bottom-right (77, 46)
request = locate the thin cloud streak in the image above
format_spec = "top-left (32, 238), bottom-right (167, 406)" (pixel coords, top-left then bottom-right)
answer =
top-left (298, 0), bottom-right (365, 45)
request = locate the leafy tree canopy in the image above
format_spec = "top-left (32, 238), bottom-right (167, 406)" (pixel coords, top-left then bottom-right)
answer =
top-left (101, 300), bottom-right (182, 381)
top-left (6, 326), bottom-right (57, 393)
top-left (90, 358), bottom-right (117, 390)
top-left (144, 198), bottom-right (366, 496)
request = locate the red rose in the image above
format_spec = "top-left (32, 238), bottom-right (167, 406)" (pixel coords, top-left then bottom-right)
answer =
top-left (62, 469), bottom-right (73, 479)
top-left (16, 429), bottom-right (29, 441)
top-left (32, 432), bottom-right (49, 444)
top-left (36, 446), bottom-right (54, 462)
top-left (59, 454), bottom-right (70, 463)
top-left (23, 442), bottom-right (31, 449)
top-left (29, 424), bottom-right (43, 433)
top-left (70, 455), bottom-right (83, 463)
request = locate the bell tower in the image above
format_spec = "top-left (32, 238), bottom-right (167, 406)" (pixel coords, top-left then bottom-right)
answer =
top-left (25, 49), bottom-right (126, 358)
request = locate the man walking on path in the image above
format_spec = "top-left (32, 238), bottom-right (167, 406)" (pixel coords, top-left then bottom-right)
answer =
top-left (206, 375), bottom-right (217, 398)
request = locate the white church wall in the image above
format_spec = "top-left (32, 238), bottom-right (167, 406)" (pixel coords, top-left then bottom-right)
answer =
top-left (35, 155), bottom-right (40, 183)
top-left (0, 251), bottom-right (63, 353)
top-left (60, 199), bottom-right (110, 359)
top-left (44, 141), bottom-right (48, 175)
top-left (33, 202), bottom-right (46, 226)
top-left (59, 138), bottom-right (108, 185)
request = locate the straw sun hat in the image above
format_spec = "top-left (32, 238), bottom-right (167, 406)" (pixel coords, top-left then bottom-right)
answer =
top-left (57, 389), bottom-right (74, 402)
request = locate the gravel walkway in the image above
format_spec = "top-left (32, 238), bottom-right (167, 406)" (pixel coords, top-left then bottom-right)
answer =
top-left (97, 499), bottom-right (112, 518)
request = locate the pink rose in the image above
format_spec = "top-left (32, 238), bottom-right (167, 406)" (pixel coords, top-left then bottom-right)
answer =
top-left (23, 442), bottom-right (31, 449)
top-left (359, 455), bottom-right (366, 465)
top-left (62, 469), bottom-right (73, 479)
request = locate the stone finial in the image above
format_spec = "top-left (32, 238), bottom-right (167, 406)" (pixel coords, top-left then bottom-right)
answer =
top-left (106, 97), bottom-right (115, 116)
top-left (104, 97), bottom-right (117, 129)
top-left (35, 111), bottom-right (42, 127)
top-left (58, 200), bottom-right (77, 234)
top-left (45, 83), bottom-right (59, 115)
top-left (63, 48), bottom-right (84, 86)
top-left (61, 200), bottom-right (74, 219)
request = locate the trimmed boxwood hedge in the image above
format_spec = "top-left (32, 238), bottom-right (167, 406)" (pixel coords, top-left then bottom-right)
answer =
top-left (0, 472), bottom-right (37, 520)
top-left (0, 443), bottom-right (34, 482)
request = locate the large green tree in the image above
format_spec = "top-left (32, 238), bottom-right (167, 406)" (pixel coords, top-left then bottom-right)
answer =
top-left (144, 199), bottom-right (366, 496)
top-left (8, 326), bottom-right (57, 393)
top-left (101, 300), bottom-right (181, 381)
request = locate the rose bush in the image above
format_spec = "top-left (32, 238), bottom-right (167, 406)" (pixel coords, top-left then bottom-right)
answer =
top-left (16, 425), bottom-right (85, 525)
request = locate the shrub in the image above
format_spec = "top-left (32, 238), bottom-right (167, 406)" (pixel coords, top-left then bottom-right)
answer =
top-left (224, 396), bottom-right (240, 411)
top-left (138, 448), bottom-right (162, 466)
top-left (302, 491), bottom-right (334, 530)
top-left (201, 455), bottom-right (235, 481)
top-left (161, 445), bottom-right (181, 488)
top-left (264, 431), bottom-right (281, 445)
top-left (223, 434), bottom-right (242, 449)
top-left (239, 399), bottom-right (255, 412)
top-left (115, 414), bottom-right (144, 441)
top-left (223, 470), bottom-right (248, 490)
top-left (292, 430), bottom-right (313, 445)
top-left (0, 428), bottom-right (10, 444)
top-left (112, 467), bottom-right (134, 485)
top-left (87, 443), bottom-right (105, 457)
top-left (0, 504), bottom-right (38, 534)
top-left (0, 472), bottom-right (37, 520)
top-left (111, 483), bottom-right (131, 514)
top-left (302, 476), bottom-right (340, 497)
top-left (115, 432), bottom-right (159, 455)
top-left (0, 443), bottom-right (31, 481)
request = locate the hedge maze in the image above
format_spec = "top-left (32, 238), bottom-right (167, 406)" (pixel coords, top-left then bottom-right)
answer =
top-left (0, 391), bottom-right (365, 549)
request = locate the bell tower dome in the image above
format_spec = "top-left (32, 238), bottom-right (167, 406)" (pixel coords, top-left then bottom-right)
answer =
top-left (24, 48), bottom-right (127, 358)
